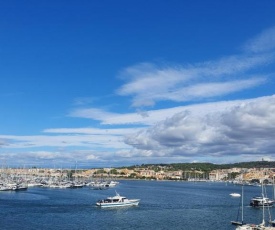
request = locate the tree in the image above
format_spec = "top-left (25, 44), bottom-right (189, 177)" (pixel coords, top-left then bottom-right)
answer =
top-left (129, 173), bottom-right (136, 178)
top-left (110, 169), bottom-right (118, 175)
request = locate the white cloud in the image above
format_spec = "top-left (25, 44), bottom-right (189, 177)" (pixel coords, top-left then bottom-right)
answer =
top-left (116, 27), bottom-right (275, 108)
top-left (0, 150), bottom-right (105, 167)
top-left (160, 77), bottom-right (266, 102)
top-left (43, 127), bottom-right (140, 135)
top-left (66, 97), bottom-right (261, 126)
top-left (2, 96), bottom-right (274, 166)
top-left (2, 27), bottom-right (275, 167)
top-left (0, 138), bottom-right (9, 147)
top-left (69, 108), bottom-right (116, 120)
top-left (29, 151), bottom-right (58, 159)
top-left (116, 55), bottom-right (270, 107)
top-left (72, 97), bottom-right (95, 106)
top-left (124, 95), bottom-right (275, 161)
top-left (244, 26), bottom-right (275, 53)
top-left (0, 134), bottom-right (129, 149)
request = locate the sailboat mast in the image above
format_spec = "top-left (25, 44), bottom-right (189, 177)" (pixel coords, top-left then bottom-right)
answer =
top-left (262, 180), bottom-right (265, 226)
top-left (241, 184), bottom-right (244, 224)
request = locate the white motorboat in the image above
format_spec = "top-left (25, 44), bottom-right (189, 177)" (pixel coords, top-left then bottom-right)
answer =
top-left (90, 181), bottom-right (109, 190)
top-left (107, 180), bottom-right (119, 187)
top-left (0, 185), bottom-right (12, 191)
top-left (13, 183), bottom-right (28, 191)
top-left (230, 193), bottom-right (241, 197)
top-left (96, 192), bottom-right (140, 208)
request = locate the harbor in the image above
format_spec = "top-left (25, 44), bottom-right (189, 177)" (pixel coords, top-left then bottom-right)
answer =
top-left (1, 180), bottom-right (275, 230)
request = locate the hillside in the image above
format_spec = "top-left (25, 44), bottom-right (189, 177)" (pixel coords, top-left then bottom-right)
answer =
top-left (125, 161), bottom-right (275, 172)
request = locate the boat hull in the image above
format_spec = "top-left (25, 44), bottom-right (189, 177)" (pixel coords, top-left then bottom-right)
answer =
top-left (96, 199), bottom-right (140, 208)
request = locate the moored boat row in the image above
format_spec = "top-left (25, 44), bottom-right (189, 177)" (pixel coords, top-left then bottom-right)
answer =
top-left (0, 182), bottom-right (28, 191)
top-left (0, 178), bottom-right (119, 191)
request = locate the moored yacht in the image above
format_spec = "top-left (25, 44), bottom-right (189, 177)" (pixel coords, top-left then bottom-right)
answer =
top-left (250, 196), bottom-right (274, 207)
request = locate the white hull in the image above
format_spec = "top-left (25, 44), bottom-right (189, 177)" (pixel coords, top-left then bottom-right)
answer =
top-left (97, 199), bottom-right (140, 208)
top-left (230, 193), bottom-right (241, 197)
top-left (96, 192), bottom-right (140, 208)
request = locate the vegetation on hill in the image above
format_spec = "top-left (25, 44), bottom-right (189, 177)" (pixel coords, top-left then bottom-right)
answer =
top-left (124, 161), bottom-right (275, 172)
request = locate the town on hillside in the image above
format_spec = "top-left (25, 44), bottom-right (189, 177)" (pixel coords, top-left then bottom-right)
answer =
top-left (1, 161), bottom-right (275, 185)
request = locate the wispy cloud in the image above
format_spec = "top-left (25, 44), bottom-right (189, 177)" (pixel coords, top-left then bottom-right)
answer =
top-left (43, 127), bottom-right (140, 135)
top-left (156, 77), bottom-right (266, 102)
top-left (244, 26), bottom-right (275, 53)
top-left (0, 150), bottom-right (102, 167)
top-left (116, 27), bottom-right (275, 108)
top-left (72, 97), bottom-right (96, 106)
top-left (0, 138), bottom-right (9, 147)
top-left (69, 108), bottom-right (115, 120)
top-left (0, 134), bottom-right (129, 149)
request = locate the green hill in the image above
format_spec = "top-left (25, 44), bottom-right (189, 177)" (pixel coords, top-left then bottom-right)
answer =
top-left (126, 161), bottom-right (275, 172)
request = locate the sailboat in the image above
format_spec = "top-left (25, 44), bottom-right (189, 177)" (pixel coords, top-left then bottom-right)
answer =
top-left (231, 184), bottom-right (245, 226)
top-left (235, 182), bottom-right (275, 230)
top-left (269, 177), bottom-right (275, 227)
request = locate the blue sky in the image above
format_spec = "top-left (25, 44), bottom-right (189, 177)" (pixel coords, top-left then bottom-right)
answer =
top-left (1, 0), bottom-right (275, 168)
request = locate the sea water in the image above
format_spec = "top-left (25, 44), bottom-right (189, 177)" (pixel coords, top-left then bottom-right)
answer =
top-left (0, 180), bottom-right (273, 230)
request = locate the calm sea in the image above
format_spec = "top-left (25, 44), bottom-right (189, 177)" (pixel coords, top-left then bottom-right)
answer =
top-left (0, 180), bottom-right (274, 230)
